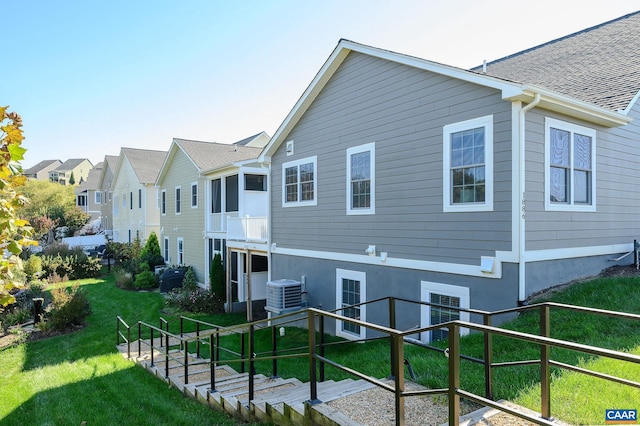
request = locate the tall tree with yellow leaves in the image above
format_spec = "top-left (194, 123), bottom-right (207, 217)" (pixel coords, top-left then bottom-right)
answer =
top-left (0, 106), bottom-right (34, 307)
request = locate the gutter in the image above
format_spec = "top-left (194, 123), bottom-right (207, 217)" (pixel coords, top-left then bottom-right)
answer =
top-left (518, 93), bottom-right (541, 305)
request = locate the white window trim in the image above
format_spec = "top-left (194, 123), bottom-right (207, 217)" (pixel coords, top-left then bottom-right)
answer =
top-left (177, 237), bottom-right (184, 265)
top-left (544, 117), bottom-right (596, 212)
top-left (346, 142), bottom-right (375, 215)
top-left (95, 191), bottom-right (102, 205)
top-left (163, 237), bottom-right (169, 263)
top-left (420, 281), bottom-right (470, 344)
top-left (161, 189), bottom-right (167, 216)
top-left (335, 269), bottom-right (366, 341)
top-left (443, 115), bottom-right (494, 212)
top-left (191, 181), bottom-right (198, 208)
top-left (281, 156), bottom-right (318, 207)
top-left (175, 185), bottom-right (182, 215)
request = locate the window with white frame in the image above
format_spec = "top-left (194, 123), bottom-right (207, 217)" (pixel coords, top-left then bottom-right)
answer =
top-left (177, 238), bottom-right (184, 265)
top-left (161, 190), bottom-right (166, 215)
top-left (347, 143), bottom-right (375, 214)
top-left (95, 191), bottom-right (102, 205)
top-left (163, 237), bottom-right (169, 263)
top-left (545, 117), bottom-right (596, 211)
top-left (335, 269), bottom-right (366, 340)
top-left (443, 115), bottom-right (493, 212)
top-left (282, 156), bottom-right (317, 206)
top-left (138, 189), bottom-right (142, 209)
top-left (191, 182), bottom-right (198, 208)
top-left (175, 186), bottom-right (181, 214)
top-left (420, 281), bottom-right (470, 343)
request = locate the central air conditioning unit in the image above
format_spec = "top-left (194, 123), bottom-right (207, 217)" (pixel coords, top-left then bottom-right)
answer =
top-left (266, 279), bottom-right (302, 313)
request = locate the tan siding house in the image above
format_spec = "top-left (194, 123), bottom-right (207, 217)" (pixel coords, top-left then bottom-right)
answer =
top-left (112, 148), bottom-right (167, 244)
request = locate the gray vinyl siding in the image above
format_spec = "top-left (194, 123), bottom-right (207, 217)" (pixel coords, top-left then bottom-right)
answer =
top-left (271, 52), bottom-right (513, 265)
top-left (271, 254), bottom-right (519, 334)
top-left (524, 104), bottom-right (640, 251)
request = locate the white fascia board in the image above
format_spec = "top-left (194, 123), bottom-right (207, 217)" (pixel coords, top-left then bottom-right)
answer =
top-left (271, 246), bottom-right (503, 279)
top-left (506, 86), bottom-right (631, 127)
top-left (258, 44), bottom-right (351, 162)
top-left (200, 163), bottom-right (239, 177)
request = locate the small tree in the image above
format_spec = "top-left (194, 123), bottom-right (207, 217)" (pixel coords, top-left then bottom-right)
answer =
top-left (140, 231), bottom-right (163, 268)
top-left (69, 171), bottom-right (75, 185)
top-left (209, 253), bottom-right (225, 298)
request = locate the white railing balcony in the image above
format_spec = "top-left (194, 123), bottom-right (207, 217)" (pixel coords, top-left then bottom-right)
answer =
top-left (227, 216), bottom-right (268, 242)
top-left (207, 212), bottom-right (239, 233)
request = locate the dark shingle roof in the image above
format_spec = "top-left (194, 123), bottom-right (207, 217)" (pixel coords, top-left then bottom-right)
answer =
top-left (472, 11), bottom-right (640, 111)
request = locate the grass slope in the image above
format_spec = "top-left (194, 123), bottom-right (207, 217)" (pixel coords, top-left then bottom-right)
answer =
top-left (0, 276), bottom-right (244, 426)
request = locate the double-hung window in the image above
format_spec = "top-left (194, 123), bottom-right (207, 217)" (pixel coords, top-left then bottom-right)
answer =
top-left (95, 191), bottom-right (102, 205)
top-left (346, 143), bottom-right (375, 215)
top-left (443, 115), bottom-right (493, 212)
top-left (282, 156), bottom-right (317, 207)
top-left (545, 118), bottom-right (596, 211)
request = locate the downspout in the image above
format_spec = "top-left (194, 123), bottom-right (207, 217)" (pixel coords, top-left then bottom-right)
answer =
top-left (517, 94), bottom-right (541, 305)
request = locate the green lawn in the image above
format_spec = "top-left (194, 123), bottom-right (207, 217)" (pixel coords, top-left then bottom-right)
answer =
top-left (0, 276), bottom-right (247, 426)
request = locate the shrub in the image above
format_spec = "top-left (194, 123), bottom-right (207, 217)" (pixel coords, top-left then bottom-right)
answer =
top-left (24, 255), bottom-right (43, 281)
top-left (209, 253), bottom-right (225, 298)
top-left (114, 268), bottom-right (134, 290)
top-left (40, 253), bottom-right (101, 281)
top-left (133, 263), bottom-right (157, 290)
top-left (164, 288), bottom-right (224, 314)
top-left (41, 286), bottom-right (91, 332)
top-left (182, 267), bottom-right (198, 291)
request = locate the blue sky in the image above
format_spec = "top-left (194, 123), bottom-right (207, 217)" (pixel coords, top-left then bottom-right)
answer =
top-left (6, 1), bottom-right (637, 168)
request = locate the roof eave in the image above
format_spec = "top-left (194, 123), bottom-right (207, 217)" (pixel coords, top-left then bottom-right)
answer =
top-left (506, 87), bottom-right (632, 127)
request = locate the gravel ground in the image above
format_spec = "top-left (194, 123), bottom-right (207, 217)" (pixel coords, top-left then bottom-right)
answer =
top-left (327, 380), bottom-right (569, 426)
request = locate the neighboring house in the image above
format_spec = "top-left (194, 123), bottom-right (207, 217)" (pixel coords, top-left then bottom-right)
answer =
top-left (49, 158), bottom-right (93, 185)
top-left (97, 155), bottom-right (119, 235)
top-left (24, 159), bottom-right (62, 181)
top-left (75, 162), bottom-right (103, 221)
top-left (155, 133), bottom-right (270, 310)
top-left (259, 12), bottom-right (640, 342)
top-left (111, 148), bottom-right (167, 244)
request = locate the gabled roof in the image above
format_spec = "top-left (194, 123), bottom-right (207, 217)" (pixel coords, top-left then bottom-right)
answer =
top-left (75, 165), bottom-right (102, 194)
top-left (260, 35), bottom-right (631, 161)
top-left (97, 155), bottom-right (119, 189)
top-left (156, 136), bottom-right (266, 185)
top-left (119, 148), bottom-right (167, 184)
top-left (23, 159), bottom-right (61, 175)
top-left (473, 11), bottom-right (640, 112)
top-left (54, 158), bottom-right (92, 172)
